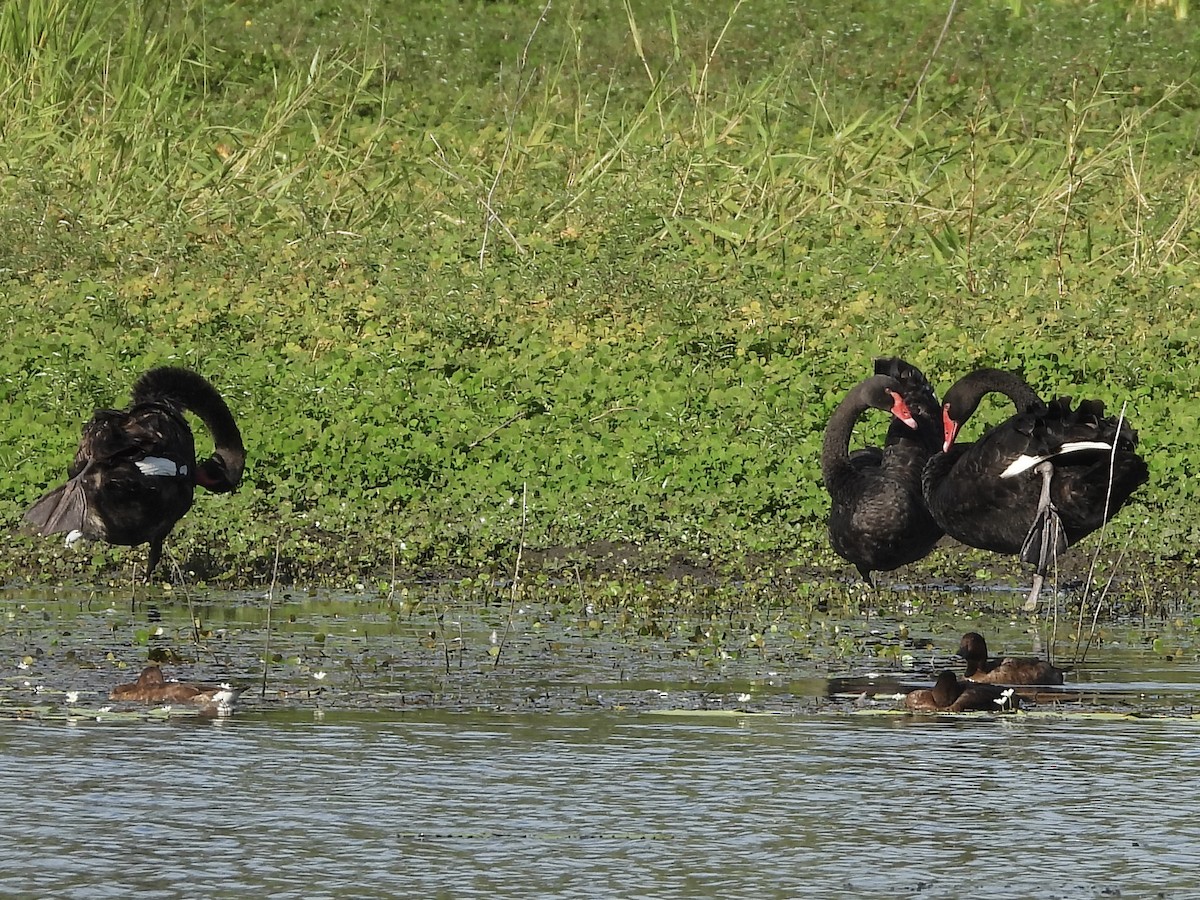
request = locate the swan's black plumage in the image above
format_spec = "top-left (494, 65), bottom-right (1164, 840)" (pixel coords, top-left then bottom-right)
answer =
top-left (922, 368), bottom-right (1147, 606)
top-left (822, 360), bottom-right (944, 583)
top-left (25, 368), bottom-right (245, 576)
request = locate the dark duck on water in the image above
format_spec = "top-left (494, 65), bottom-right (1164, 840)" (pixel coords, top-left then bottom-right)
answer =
top-left (24, 367), bottom-right (245, 576)
top-left (904, 670), bottom-right (1019, 713)
top-left (110, 665), bottom-right (243, 716)
top-left (956, 632), bottom-right (1065, 686)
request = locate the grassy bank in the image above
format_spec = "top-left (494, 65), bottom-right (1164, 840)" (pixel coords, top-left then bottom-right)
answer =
top-left (1, 0), bottom-right (1197, 586)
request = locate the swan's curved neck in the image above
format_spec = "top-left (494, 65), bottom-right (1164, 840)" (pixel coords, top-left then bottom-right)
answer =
top-left (133, 367), bottom-right (245, 489)
top-left (947, 369), bottom-right (1045, 423)
top-left (821, 376), bottom-right (897, 486)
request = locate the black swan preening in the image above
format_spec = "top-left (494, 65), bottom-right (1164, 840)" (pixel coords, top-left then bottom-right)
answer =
top-left (957, 632), bottom-right (1064, 686)
top-left (25, 367), bottom-right (246, 577)
top-left (923, 368), bottom-right (1148, 608)
top-left (904, 669), bottom-right (1019, 713)
top-left (822, 360), bottom-right (945, 584)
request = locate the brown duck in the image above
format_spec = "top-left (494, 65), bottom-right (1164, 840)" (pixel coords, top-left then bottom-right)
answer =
top-left (905, 670), bottom-right (1019, 712)
top-left (957, 632), bottom-right (1065, 686)
top-left (110, 665), bottom-right (242, 714)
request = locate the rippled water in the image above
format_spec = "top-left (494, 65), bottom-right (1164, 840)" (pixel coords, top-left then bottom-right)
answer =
top-left (2, 711), bottom-right (1199, 898)
top-left (1, 585), bottom-right (1199, 897)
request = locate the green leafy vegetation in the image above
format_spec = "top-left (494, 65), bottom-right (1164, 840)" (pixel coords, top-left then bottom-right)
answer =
top-left (1, 0), bottom-right (1197, 585)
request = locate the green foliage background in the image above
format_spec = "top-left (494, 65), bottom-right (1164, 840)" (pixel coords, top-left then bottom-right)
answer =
top-left (1, 0), bottom-right (1197, 583)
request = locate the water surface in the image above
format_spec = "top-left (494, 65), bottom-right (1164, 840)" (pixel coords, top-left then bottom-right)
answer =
top-left (1, 710), bottom-right (1198, 899)
top-left (1, 584), bottom-right (1198, 898)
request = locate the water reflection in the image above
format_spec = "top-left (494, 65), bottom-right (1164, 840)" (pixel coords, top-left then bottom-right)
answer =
top-left (0, 712), bottom-right (1198, 898)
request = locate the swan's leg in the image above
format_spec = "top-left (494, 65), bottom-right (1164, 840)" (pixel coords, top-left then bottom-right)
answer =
top-left (145, 538), bottom-right (164, 581)
top-left (1024, 572), bottom-right (1044, 612)
top-left (1023, 462), bottom-right (1056, 611)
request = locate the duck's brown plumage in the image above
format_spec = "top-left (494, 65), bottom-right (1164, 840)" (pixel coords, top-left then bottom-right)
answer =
top-left (110, 665), bottom-right (242, 711)
top-left (905, 670), bottom-right (1019, 712)
top-left (957, 632), bottom-right (1065, 686)
top-left (24, 368), bottom-right (245, 576)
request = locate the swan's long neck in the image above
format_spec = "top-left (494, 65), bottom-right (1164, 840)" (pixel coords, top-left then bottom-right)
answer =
top-left (132, 367), bottom-right (245, 490)
top-left (949, 369), bottom-right (1046, 422)
top-left (821, 376), bottom-right (898, 487)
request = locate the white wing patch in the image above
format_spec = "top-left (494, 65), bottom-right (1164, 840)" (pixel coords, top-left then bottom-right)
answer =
top-left (136, 457), bottom-right (190, 477)
top-left (1000, 441), bottom-right (1115, 478)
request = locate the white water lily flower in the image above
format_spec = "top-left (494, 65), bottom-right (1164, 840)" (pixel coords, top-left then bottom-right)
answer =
top-left (313, 671), bottom-right (327, 681)
top-left (737, 693), bottom-right (752, 703)
top-left (995, 688), bottom-right (1016, 708)
top-left (65, 691), bottom-right (79, 704)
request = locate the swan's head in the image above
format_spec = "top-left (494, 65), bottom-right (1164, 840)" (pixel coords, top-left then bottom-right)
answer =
top-left (885, 389), bottom-right (917, 430)
top-left (196, 447), bottom-right (245, 493)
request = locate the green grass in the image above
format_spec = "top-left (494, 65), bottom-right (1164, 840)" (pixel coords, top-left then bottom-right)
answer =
top-left (0, 0), bottom-right (1197, 585)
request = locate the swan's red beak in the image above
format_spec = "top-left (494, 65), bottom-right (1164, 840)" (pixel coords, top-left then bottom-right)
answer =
top-left (941, 405), bottom-right (960, 453)
top-left (888, 391), bottom-right (918, 429)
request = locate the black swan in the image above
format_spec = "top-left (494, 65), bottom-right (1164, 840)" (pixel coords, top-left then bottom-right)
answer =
top-left (822, 360), bottom-right (944, 584)
top-left (923, 368), bottom-right (1148, 609)
top-left (25, 367), bottom-right (245, 576)
top-left (956, 632), bottom-right (1064, 685)
top-left (905, 669), bottom-right (1018, 712)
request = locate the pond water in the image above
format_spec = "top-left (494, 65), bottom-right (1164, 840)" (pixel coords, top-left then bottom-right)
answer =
top-left (1, 585), bottom-right (1198, 898)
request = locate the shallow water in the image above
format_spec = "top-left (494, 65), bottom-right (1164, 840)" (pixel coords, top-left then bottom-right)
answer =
top-left (1, 585), bottom-right (1199, 897)
top-left (2, 711), bottom-right (1199, 898)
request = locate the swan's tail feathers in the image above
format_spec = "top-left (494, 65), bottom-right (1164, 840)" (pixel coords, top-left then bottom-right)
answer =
top-left (24, 478), bottom-right (91, 539)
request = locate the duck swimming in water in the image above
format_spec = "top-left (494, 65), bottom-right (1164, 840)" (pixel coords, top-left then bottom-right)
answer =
top-left (110, 665), bottom-right (242, 716)
top-left (956, 632), bottom-right (1065, 686)
top-left (24, 367), bottom-right (245, 576)
top-left (904, 670), bottom-right (1019, 713)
